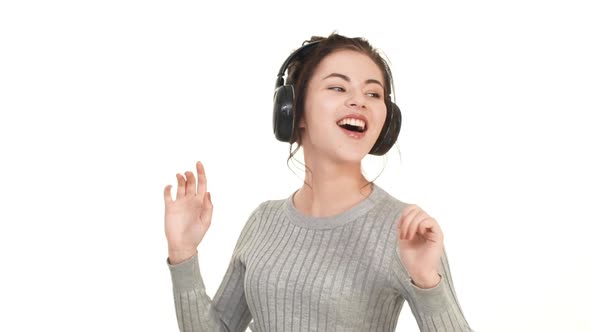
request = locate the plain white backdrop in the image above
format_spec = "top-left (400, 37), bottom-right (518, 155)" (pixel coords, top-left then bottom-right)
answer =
top-left (1, 0), bottom-right (589, 331)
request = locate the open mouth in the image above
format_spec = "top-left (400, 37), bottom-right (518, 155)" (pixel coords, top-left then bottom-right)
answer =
top-left (337, 118), bottom-right (367, 133)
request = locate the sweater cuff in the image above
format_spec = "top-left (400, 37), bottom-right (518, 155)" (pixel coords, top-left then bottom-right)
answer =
top-left (408, 274), bottom-right (452, 313)
top-left (166, 253), bottom-right (206, 291)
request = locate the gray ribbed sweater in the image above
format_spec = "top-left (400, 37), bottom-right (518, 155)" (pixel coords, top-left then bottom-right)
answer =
top-left (167, 183), bottom-right (473, 331)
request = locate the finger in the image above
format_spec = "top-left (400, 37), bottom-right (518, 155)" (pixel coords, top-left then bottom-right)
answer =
top-left (418, 218), bottom-right (443, 242)
top-left (417, 219), bottom-right (433, 237)
top-left (196, 161), bottom-right (207, 198)
top-left (397, 205), bottom-right (416, 233)
top-left (185, 171), bottom-right (196, 196)
top-left (407, 213), bottom-right (430, 241)
top-left (401, 206), bottom-right (421, 240)
top-left (176, 173), bottom-right (186, 199)
top-left (164, 185), bottom-right (173, 203)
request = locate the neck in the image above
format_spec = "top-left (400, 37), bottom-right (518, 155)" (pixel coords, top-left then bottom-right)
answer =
top-left (293, 154), bottom-right (373, 218)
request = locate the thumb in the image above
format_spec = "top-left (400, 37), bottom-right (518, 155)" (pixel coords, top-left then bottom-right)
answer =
top-left (201, 192), bottom-right (213, 223)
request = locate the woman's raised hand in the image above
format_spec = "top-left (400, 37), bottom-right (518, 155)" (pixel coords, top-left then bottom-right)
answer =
top-left (397, 204), bottom-right (444, 288)
top-left (164, 161), bottom-right (213, 264)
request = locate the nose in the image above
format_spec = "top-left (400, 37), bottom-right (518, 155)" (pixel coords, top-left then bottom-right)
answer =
top-left (345, 89), bottom-right (367, 109)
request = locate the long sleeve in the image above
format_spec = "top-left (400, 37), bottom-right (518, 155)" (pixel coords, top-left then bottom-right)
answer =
top-left (166, 204), bottom-right (261, 332)
top-left (392, 246), bottom-right (474, 331)
top-left (165, 185), bottom-right (474, 331)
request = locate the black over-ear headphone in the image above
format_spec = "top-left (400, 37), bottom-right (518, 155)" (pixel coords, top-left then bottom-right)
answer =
top-left (272, 40), bottom-right (402, 156)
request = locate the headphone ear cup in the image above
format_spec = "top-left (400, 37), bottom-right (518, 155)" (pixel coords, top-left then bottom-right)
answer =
top-left (273, 85), bottom-right (296, 142)
top-left (369, 101), bottom-right (402, 156)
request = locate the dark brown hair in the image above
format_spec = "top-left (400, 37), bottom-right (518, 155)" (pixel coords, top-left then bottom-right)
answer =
top-left (284, 33), bottom-right (395, 189)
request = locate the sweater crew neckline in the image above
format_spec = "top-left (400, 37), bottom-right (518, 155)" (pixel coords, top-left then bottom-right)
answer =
top-left (285, 183), bottom-right (386, 230)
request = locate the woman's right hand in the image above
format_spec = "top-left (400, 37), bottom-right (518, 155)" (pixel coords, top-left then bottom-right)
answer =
top-left (164, 161), bottom-right (213, 264)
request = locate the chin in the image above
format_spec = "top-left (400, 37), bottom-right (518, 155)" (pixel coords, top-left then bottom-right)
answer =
top-left (332, 149), bottom-right (370, 164)
top-left (304, 136), bottom-right (374, 164)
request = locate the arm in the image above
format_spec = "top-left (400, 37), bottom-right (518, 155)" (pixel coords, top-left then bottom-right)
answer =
top-left (167, 253), bottom-right (250, 332)
top-left (392, 246), bottom-right (473, 331)
top-left (393, 204), bottom-right (473, 331)
top-left (166, 204), bottom-right (261, 332)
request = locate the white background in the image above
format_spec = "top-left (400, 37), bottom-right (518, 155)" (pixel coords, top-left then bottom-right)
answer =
top-left (1, 0), bottom-right (589, 331)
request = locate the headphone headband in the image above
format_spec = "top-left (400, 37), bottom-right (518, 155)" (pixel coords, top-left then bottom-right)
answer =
top-left (272, 37), bottom-right (402, 155)
top-left (275, 40), bottom-right (322, 89)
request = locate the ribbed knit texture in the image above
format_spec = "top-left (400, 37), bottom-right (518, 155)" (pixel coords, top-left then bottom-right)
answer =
top-left (167, 183), bottom-right (473, 331)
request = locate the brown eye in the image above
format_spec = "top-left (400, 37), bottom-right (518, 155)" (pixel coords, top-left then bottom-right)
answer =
top-left (329, 87), bottom-right (345, 92)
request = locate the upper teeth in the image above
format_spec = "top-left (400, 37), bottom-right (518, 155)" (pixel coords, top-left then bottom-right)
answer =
top-left (338, 118), bottom-right (366, 130)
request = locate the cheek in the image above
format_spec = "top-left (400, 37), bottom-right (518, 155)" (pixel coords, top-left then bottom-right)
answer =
top-left (304, 94), bottom-right (339, 126)
top-left (303, 107), bottom-right (329, 131)
top-left (373, 105), bottom-right (388, 131)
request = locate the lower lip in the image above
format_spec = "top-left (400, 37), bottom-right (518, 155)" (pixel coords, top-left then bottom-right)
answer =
top-left (339, 126), bottom-right (366, 139)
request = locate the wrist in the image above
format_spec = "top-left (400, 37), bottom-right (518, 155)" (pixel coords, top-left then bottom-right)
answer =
top-left (411, 272), bottom-right (441, 289)
top-left (168, 247), bottom-right (198, 265)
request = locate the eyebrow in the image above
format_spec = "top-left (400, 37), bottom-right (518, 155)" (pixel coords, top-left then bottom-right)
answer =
top-left (322, 73), bottom-right (384, 89)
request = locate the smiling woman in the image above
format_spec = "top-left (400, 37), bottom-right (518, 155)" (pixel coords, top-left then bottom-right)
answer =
top-left (164, 33), bottom-right (473, 331)
top-left (297, 49), bottom-right (389, 159)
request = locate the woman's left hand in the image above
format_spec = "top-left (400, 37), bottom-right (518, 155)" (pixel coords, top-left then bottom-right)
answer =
top-left (397, 204), bottom-right (444, 288)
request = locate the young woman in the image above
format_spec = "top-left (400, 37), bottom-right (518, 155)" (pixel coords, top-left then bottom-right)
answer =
top-left (164, 33), bottom-right (473, 331)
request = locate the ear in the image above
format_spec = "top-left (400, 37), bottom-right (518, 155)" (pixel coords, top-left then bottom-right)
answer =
top-left (298, 116), bottom-right (306, 129)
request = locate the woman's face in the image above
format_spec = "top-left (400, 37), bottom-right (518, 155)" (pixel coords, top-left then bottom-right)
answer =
top-left (300, 49), bottom-right (388, 164)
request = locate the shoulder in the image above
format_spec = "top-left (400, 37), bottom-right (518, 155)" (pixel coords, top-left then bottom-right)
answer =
top-left (248, 195), bottom-right (290, 220)
top-left (256, 197), bottom-right (286, 213)
top-left (235, 199), bottom-right (282, 241)
top-left (372, 183), bottom-right (413, 219)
